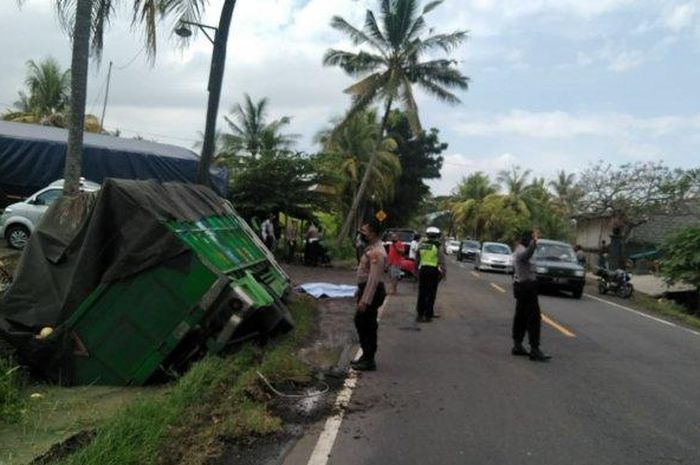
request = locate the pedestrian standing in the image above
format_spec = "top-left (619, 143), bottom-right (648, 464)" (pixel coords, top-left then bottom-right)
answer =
top-left (512, 230), bottom-right (551, 362)
top-left (352, 218), bottom-right (387, 371)
top-left (415, 227), bottom-right (446, 322)
top-left (387, 233), bottom-right (405, 295)
top-left (575, 244), bottom-right (586, 267)
top-left (286, 220), bottom-right (298, 263)
top-left (598, 239), bottom-right (609, 270)
top-left (409, 233), bottom-right (420, 261)
top-left (261, 213), bottom-right (276, 252)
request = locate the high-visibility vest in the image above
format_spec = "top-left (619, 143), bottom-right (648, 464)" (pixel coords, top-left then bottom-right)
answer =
top-left (419, 241), bottom-right (440, 268)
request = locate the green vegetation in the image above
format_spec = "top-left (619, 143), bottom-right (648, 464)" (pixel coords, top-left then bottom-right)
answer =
top-left (0, 354), bottom-right (25, 424)
top-left (50, 296), bottom-right (316, 465)
top-left (324, 0), bottom-right (469, 244)
top-left (659, 225), bottom-right (700, 315)
top-left (630, 293), bottom-right (700, 329)
top-left (450, 168), bottom-right (577, 244)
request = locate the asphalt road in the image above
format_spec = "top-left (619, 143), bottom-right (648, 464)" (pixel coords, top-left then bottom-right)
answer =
top-left (291, 257), bottom-right (700, 465)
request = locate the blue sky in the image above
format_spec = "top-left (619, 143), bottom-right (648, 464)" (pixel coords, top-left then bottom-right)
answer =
top-left (0, 0), bottom-right (698, 195)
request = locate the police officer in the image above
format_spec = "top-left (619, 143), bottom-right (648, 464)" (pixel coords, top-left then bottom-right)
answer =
top-left (352, 218), bottom-right (387, 371)
top-left (415, 226), bottom-right (446, 322)
top-left (512, 229), bottom-right (551, 362)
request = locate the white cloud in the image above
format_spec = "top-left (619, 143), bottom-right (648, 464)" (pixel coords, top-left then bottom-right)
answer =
top-left (664, 2), bottom-right (697, 32)
top-left (455, 110), bottom-right (700, 139)
top-left (604, 48), bottom-right (645, 72)
top-left (428, 152), bottom-right (521, 195)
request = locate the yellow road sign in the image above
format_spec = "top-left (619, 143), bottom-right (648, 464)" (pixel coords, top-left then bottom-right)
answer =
top-left (375, 210), bottom-right (387, 222)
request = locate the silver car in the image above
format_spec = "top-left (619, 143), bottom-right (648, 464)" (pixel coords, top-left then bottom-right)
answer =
top-left (0, 179), bottom-right (100, 249)
top-left (475, 241), bottom-right (514, 273)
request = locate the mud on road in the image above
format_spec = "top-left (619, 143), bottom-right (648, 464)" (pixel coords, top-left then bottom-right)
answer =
top-left (214, 264), bottom-right (360, 465)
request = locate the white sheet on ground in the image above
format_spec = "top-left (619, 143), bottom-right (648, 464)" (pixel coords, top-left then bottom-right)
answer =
top-left (296, 282), bottom-right (357, 299)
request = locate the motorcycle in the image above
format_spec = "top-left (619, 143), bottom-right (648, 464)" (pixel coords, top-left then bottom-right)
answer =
top-left (596, 267), bottom-right (634, 298)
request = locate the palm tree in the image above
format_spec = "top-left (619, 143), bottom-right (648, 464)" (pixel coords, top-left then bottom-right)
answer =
top-left (549, 170), bottom-right (582, 213)
top-left (2, 57), bottom-right (107, 133)
top-left (324, 0), bottom-right (469, 245)
top-left (18, 58), bottom-right (70, 118)
top-left (220, 94), bottom-right (297, 160)
top-left (18, 0), bottom-right (209, 194)
top-left (451, 172), bottom-right (498, 238)
top-left (318, 111), bottom-right (401, 227)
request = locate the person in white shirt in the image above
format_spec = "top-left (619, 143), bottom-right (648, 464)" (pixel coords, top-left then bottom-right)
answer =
top-left (261, 213), bottom-right (276, 251)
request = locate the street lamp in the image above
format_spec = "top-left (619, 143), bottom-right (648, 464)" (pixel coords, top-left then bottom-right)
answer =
top-left (175, 21), bottom-right (217, 45)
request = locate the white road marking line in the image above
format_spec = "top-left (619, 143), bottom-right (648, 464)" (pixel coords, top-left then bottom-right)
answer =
top-left (307, 296), bottom-right (391, 465)
top-left (470, 271), bottom-right (480, 278)
top-left (490, 282), bottom-right (506, 293)
top-left (307, 356), bottom-right (359, 465)
top-left (585, 293), bottom-right (700, 337)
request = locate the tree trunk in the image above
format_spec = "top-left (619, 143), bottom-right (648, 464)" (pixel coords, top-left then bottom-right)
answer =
top-left (197, 0), bottom-right (238, 186)
top-left (63, 0), bottom-right (93, 196)
top-left (335, 97), bottom-right (394, 248)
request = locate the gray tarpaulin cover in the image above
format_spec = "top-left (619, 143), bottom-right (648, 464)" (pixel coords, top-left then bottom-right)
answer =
top-left (0, 179), bottom-right (291, 383)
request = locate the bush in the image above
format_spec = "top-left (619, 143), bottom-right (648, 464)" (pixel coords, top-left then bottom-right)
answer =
top-left (660, 225), bottom-right (700, 314)
top-left (0, 355), bottom-right (26, 423)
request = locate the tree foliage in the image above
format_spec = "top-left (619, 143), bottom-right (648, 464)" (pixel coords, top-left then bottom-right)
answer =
top-left (220, 94), bottom-right (297, 159)
top-left (316, 110), bottom-right (400, 224)
top-left (382, 110), bottom-right (446, 227)
top-left (228, 152), bottom-right (325, 221)
top-left (323, 0), bottom-right (469, 244)
top-left (659, 225), bottom-right (700, 312)
top-left (578, 161), bottom-right (694, 237)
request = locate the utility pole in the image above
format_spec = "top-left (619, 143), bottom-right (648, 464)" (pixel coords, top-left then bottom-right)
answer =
top-left (99, 61), bottom-right (113, 132)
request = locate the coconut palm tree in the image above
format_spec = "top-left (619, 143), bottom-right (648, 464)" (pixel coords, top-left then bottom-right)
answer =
top-left (15, 58), bottom-right (70, 118)
top-left (324, 0), bottom-right (469, 244)
top-left (220, 94), bottom-right (298, 160)
top-left (318, 111), bottom-right (400, 226)
top-left (2, 57), bottom-right (107, 133)
top-left (451, 172), bottom-right (498, 238)
top-left (17, 0), bottom-right (209, 194)
top-left (549, 170), bottom-right (582, 213)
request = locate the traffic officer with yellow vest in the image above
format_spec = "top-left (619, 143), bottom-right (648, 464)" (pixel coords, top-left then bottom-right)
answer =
top-left (415, 226), bottom-right (447, 322)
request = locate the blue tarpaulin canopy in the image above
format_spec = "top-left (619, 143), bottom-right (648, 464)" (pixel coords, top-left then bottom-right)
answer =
top-left (0, 121), bottom-right (228, 202)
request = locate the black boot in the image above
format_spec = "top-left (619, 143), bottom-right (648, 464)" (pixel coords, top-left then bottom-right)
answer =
top-left (511, 342), bottom-right (529, 356)
top-left (353, 359), bottom-right (376, 371)
top-left (529, 348), bottom-right (551, 362)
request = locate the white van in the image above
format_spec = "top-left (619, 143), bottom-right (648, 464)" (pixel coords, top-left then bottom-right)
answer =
top-left (0, 179), bottom-right (100, 249)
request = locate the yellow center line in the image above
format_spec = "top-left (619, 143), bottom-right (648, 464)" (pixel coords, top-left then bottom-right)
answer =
top-left (542, 313), bottom-right (576, 338)
top-left (490, 282), bottom-right (506, 293)
top-left (471, 271), bottom-right (480, 278)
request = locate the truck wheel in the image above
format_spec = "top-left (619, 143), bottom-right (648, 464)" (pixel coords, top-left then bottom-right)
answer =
top-left (5, 225), bottom-right (30, 249)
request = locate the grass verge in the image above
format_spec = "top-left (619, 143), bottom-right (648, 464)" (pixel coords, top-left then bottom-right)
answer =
top-left (630, 293), bottom-right (700, 330)
top-left (51, 295), bottom-right (318, 465)
top-left (0, 354), bottom-right (26, 423)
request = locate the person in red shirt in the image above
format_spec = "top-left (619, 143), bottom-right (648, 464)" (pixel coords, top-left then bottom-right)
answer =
top-left (387, 232), bottom-right (405, 295)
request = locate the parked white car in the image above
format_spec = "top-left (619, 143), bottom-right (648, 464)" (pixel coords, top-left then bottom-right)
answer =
top-left (0, 179), bottom-right (101, 249)
top-left (474, 242), bottom-right (514, 273)
top-left (445, 240), bottom-right (461, 255)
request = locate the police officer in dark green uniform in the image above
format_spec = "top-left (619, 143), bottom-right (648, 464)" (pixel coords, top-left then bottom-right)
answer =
top-left (415, 226), bottom-right (447, 322)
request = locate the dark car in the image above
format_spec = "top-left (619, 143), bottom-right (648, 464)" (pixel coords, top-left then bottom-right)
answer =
top-left (534, 239), bottom-right (586, 298)
top-left (382, 228), bottom-right (416, 244)
top-left (457, 240), bottom-right (480, 261)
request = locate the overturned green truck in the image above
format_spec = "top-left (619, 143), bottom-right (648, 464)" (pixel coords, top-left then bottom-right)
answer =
top-left (0, 179), bottom-right (292, 386)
